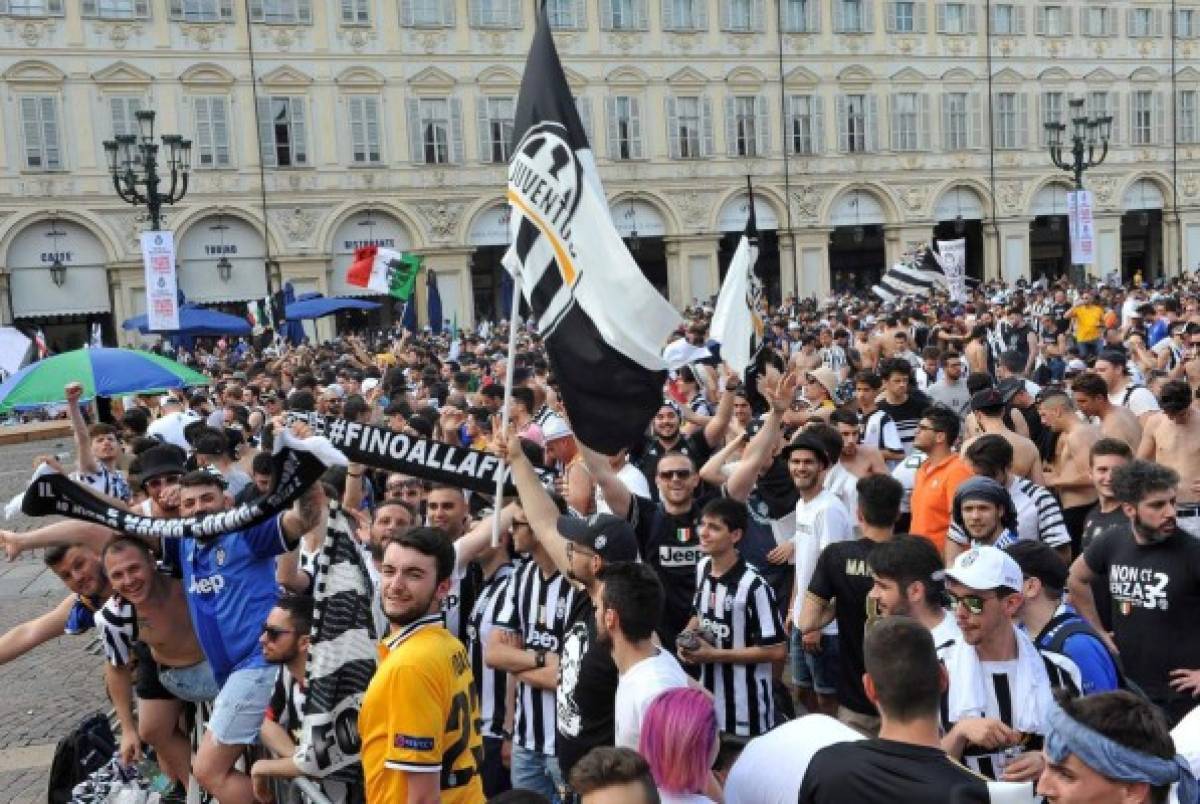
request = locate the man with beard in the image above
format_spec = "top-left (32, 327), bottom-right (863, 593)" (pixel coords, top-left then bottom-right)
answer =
top-left (632, 397), bottom-right (729, 495)
top-left (502, 431), bottom-right (640, 789)
top-left (1136, 380), bottom-right (1200, 539)
top-left (868, 534), bottom-right (961, 653)
top-left (943, 477), bottom-right (1020, 564)
top-left (359, 528), bottom-right (484, 803)
top-left (1068, 460), bottom-right (1200, 726)
top-left (97, 537), bottom-right (217, 796)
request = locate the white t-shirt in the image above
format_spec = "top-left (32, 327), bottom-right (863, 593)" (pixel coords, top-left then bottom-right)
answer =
top-left (659, 793), bottom-right (714, 804)
top-left (596, 461), bottom-right (652, 514)
top-left (890, 451), bottom-right (928, 514)
top-left (930, 612), bottom-right (963, 659)
top-left (792, 489), bottom-right (854, 624)
top-left (822, 463), bottom-right (859, 524)
top-left (723, 714), bottom-right (863, 804)
top-left (147, 409), bottom-right (201, 451)
top-left (614, 648), bottom-right (690, 750)
top-left (1109, 383), bottom-right (1161, 417)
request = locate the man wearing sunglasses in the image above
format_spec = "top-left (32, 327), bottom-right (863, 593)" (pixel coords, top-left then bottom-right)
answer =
top-left (938, 545), bottom-right (1059, 783)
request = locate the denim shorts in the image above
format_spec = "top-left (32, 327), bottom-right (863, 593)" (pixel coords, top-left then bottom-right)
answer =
top-left (790, 629), bottom-right (839, 696)
top-left (208, 665), bottom-right (277, 746)
top-left (159, 659), bottom-right (220, 704)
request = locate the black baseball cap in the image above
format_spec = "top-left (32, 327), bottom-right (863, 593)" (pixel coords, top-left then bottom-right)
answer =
top-left (970, 388), bottom-right (1006, 412)
top-left (1004, 540), bottom-right (1068, 592)
top-left (556, 514), bottom-right (640, 563)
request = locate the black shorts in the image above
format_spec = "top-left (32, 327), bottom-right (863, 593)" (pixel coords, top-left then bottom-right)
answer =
top-left (132, 641), bottom-right (176, 701)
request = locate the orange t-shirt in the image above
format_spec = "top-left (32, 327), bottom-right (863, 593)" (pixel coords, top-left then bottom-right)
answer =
top-left (909, 454), bottom-right (974, 553)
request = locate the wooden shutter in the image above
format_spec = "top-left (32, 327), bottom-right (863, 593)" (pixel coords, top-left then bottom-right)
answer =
top-left (628, 96), bottom-right (643, 158)
top-left (1154, 90), bottom-right (1166, 143)
top-left (406, 98), bottom-right (423, 162)
top-left (750, 0), bottom-right (764, 29)
top-left (725, 96), bottom-right (738, 155)
top-left (754, 94), bottom-right (769, 154)
top-left (701, 96), bottom-right (714, 155)
top-left (449, 97), bottom-right (464, 163)
top-left (964, 2), bottom-right (977, 31)
top-left (350, 97), bottom-right (367, 161)
top-left (21, 97), bottom-right (41, 168)
top-left (969, 90), bottom-right (983, 148)
top-left (576, 96), bottom-right (593, 143)
top-left (662, 0), bottom-right (676, 28)
top-left (169, 0), bottom-right (183, 17)
top-left (635, 0), bottom-right (648, 28)
top-left (666, 97), bottom-right (680, 158)
top-left (936, 3), bottom-right (946, 32)
top-left (861, 0), bottom-right (874, 30)
top-left (914, 1), bottom-right (926, 31)
top-left (918, 92), bottom-right (930, 150)
top-left (1013, 5), bottom-right (1025, 33)
top-left (889, 95), bottom-right (901, 150)
top-left (605, 97), bottom-right (620, 159)
top-left (836, 95), bottom-right (849, 151)
top-left (811, 95), bottom-right (824, 153)
top-left (807, 0), bottom-right (819, 30)
top-left (257, 97), bottom-right (276, 167)
top-left (600, 0), bottom-right (613, 28)
top-left (886, 1), bottom-right (898, 32)
top-left (135, 0), bottom-right (149, 15)
top-left (476, 98), bottom-right (491, 161)
top-left (1036, 6), bottom-right (1046, 34)
top-left (290, 97), bottom-right (307, 164)
top-left (865, 94), bottom-right (879, 150)
top-left (400, 0), bottom-right (415, 25)
top-left (249, 0), bottom-right (264, 20)
top-left (1014, 92), bottom-right (1028, 148)
top-left (1109, 91), bottom-right (1120, 143)
top-left (194, 97), bottom-right (213, 165)
top-left (833, 0), bottom-right (845, 31)
top-left (1060, 6), bottom-right (1071, 34)
top-left (298, 0), bottom-right (312, 22)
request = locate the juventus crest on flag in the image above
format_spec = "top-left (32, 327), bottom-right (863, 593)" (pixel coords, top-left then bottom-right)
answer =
top-left (502, 0), bottom-right (682, 455)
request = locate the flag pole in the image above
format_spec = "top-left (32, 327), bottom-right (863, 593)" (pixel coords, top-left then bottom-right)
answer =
top-left (491, 280), bottom-right (522, 547)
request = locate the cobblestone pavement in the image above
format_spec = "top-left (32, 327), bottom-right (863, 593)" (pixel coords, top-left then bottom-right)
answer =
top-left (0, 437), bottom-right (110, 803)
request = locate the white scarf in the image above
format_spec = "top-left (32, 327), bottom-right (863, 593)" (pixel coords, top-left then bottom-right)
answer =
top-left (945, 623), bottom-right (1052, 734)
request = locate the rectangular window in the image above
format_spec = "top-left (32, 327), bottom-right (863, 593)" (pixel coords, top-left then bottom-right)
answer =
top-left (842, 93), bottom-right (867, 152)
top-left (674, 96), bottom-right (702, 158)
top-left (471, 0), bottom-right (519, 26)
top-left (1082, 6), bottom-right (1112, 36)
top-left (1129, 7), bottom-right (1154, 35)
top-left (1132, 90), bottom-right (1154, 144)
top-left (1040, 91), bottom-right (1062, 145)
top-left (249, 0), bottom-right (311, 23)
top-left (546, 0), bottom-right (583, 27)
top-left (732, 96), bottom-right (757, 156)
top-left (82, 0), bottom-right (150, 18)
top-left (4, 0), bottom-right (65, 15)
top-left (1086, 91), bottom-right (1113, 142)
top-left (837, 0), bottom-right (864, 30)
top-left (991, 3), bottom-right (1023, 34)
top-left (609, 95), bottom-right (643, 160)
top-left (943, 92), bottom-right (968, 150)
top-left (480, 96), bottom-right (515, 163)
top-left (404, 0), bottom-right (453, 26)
top-left (891, 93), bottom-right (919, 150)
top-left (258, 96), bottom-right (308, 167)
top-left (169, 0), bottom-right (233, 20)
top-left (1040, 5), bottom-right (1064, 34)
top-left (109, 96), bottom-right (143, 138)
top-left (939, 2), bottom-right (966, 32)
top-left (787, 94), bottom-right (820, 155)
top-left (725, 0), bottom-right (753, 29)
top-left (1178, 8), bottom-right (1195, 37)
top-left (19, 96), bottom-right (62, 170)
top-left (1180, 90), bottom-right (1198, 143)
top-left (193, 95), bottom-right (232, 168)
top-left (348, 96), bottom-right (382, 164)
top-left (890, 1), bottom-right (914, 31)
top-left (340, 0), bottom-right (370, 23)
top-left (783, 0), bottom-right (813, 30)
top-left (419, 98), bottom-right (451, 164)
top-left (994, 92), bottom-right (1020, 149)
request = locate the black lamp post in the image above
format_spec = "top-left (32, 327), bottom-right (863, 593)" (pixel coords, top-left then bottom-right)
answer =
top-left (103, 110), bottom-right (191, 232)
top-left (1045, 98), bottom-right (1112, 282)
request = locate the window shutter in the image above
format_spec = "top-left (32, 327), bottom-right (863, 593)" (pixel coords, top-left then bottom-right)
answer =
top-left (1036, 6), bottom-right (1046, 34)
top-left (470, 0), bottom-right (483, 26)
top-left (1060, 6), bottom-right (1071, 34)
top-left (836, 95), bottom-right (849, 151)
top-left (257, 97), bottom-right (276, 167)
top-left (725, 96), bottom-right (738, 155)
top-left (914, 1), bottom-right (926, 31)
top-left (721, 0), bottom-right (734, 29)
top-left (812, 96), bottom-right (824, 153)
top-left (573, 0), bottom-right (587, 27)
top-left (635, 0), bottom-right (648, 28)
top-left (194, 98), bottom-right (213, 165)
top-left (600, 0), bottom-right (613, 27)
top-left (965, 2), bottom-right (977, 32)
top-left (969, 90), bottom-right (983, 148)
top-left (866, 94), bottom-right (879, 150)
top-left (755, 94), bottom-right (769, 154)
top-left (1013, 5), bottom-right (1025, 32)
top-left (1154, 8), bottom-right (1164, 35)
top-left (629, 97), bottom-right (643, 158)
top-left (350, 97), bottom-right (366, 161)
top-left (576, 96), bottom-right (593, 143)
top-left (666, 97), bottom-right (680, 158)
top-left (806, 0), bottom-right (818, 29)
top-left (1155, 90), bottom-right (1165, 143)
top-left (213, 97), bottom-right (230, 165)
top-left (833, 0), bottom-right (845, 31)
top-left (445, 0), bottom-right (456, 26)
top-left (918, 92), bottom-right (930, 149)
top-left (605, 97), bottom-right (620, 159)
top-left (1109, 91), bottom-right (1120, 143)
top-left (449, 97), bottom-right (464, 163)
top-left (861, 0), bottom-right (874, 30)
top-left (476, 98), bottom-right (491, 161)
top-left (700, 96), bottom-right (714, 155)
top-left (250, 0), bottom-right (264, 20)
top-left (662, 0), bottom-right (676, 28)
top-left (406, 98), bottom-right (423, 162)
top-left (220, 0), bottom-right (234, 19)
top-left (135, 0), bottom-right (149, 16)
top-left (21, 97), bottom-right (41, 168)
top-left (783, 94), bottom-right (795, 148)
top-left (936, 2), bottom-right (946, 31)
top-left (695, 0), bottom-right (709, 27)
top-left (401, 0), bottom-right (415, 25)
top-left (885, 1), bottom-right (897, 32)
top-left (42, 98), bottom-right (60, 168)
top-left (290, 98), bottom-right (308, 164)
top-left (750, 0), bottom-right (764, 29)
top-left (298, 0), bottom-right (312, 23)
top-left (889, 95), bottom-right (900, 150)
top-left (367, 98), bottom-right (381, 161)
top-left (1126, 8), bottom-right (1135, 35)
top-left (82, 0), bottom-right (97, 15)
top-left (1014, 92), bottom-right (1028, 148)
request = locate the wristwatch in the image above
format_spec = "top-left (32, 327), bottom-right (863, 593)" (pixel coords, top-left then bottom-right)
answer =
top-left (534, 649), bottom-right (547, 668)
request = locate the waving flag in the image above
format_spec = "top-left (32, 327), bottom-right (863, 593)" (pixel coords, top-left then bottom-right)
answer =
top-left (34, 329), bottom-right (48, 360)
top-left (347, 246), bottom-right (420, 300)
top-left (501, 0), bottom-right (682, 454)
top-left (708, 182), bottom-right (763, 375)
top-left (872, 243), bottom-right (952, 304)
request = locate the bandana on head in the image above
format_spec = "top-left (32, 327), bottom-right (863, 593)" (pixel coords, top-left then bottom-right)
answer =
top-left (952, 475), bottom-right (1018, 533)
top-left (1045, 702), bottom-right (1199, 803)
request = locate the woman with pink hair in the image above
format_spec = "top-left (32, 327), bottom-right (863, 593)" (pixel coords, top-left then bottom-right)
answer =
top-left (639, 688), bottom-right (719, 803)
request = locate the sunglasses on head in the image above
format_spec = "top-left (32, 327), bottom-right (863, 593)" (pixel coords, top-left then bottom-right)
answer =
top-left (658, 469), bottom-right (693, 480)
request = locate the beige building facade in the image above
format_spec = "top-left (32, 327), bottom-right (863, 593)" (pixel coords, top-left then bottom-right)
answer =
top-left (0, 0), bottom-right (1194, 347)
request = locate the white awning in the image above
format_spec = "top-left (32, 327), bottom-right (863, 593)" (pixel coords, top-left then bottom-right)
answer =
top-left (178, 216), bottom-right (268, 303)
top-left (6, 220), bottom-right (111, 317)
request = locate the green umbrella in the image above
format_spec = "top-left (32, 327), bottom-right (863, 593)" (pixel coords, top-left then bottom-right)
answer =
top-left (0, 347), bottom-right (210, 412)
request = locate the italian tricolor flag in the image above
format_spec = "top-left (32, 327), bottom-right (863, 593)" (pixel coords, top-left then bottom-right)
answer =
top-left (347, 246), bottom-right (421, 299)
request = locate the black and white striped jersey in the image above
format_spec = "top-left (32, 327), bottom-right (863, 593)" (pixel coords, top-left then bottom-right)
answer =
top-left (691, 556), bottom-right (785, 737)
top-left (94, 595), bottom-right (137, 667)
top-left (492, 560), bottom-right (576, 755)
top-left (467, 562), bottom-right (515, 741)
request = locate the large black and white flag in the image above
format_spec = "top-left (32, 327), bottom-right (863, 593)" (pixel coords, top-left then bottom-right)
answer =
top-left (502, 0), bottom-right (682, 455)
top-left (872, 242), bottom-right (956, 304)
top-left (708, 186), bottom-right (763, 376)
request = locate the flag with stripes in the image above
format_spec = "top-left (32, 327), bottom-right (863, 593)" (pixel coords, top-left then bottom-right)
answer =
top-left (502, 0), bottom-right (682, 454)
top-left (708, 190), bottom-right (763, 376)
top-left (872, 243), bottom-right (951, 304)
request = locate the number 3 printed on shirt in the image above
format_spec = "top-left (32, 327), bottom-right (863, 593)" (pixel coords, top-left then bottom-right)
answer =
top-left (442, 687), bottom-right (483, 788)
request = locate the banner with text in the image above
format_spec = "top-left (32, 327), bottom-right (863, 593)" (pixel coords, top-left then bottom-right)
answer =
top-left (288, 412), bottom-right (553, 495)
top-left (1067, 190), bottom-right (1096, 265)
top-left (142, 231), bottom-right (180, 331)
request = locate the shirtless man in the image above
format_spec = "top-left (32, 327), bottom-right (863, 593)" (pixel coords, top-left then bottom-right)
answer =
top-left (1070, 372), bottom-right (1142, 451)
top-left (964, 325), bottom-right (992, 375)
top-left (98, 536), bottom-right (215, 790)
top-left (789, 335), bottom-right (823, 373)
top-left (826, 409), bottom-right (889, 514)
top-left (1037, 389), bottom-right (1100, 556)
top-left (1137, 379), bottom-right (1200, 538)
top-left (961, 388), bottom-right (1045, 485)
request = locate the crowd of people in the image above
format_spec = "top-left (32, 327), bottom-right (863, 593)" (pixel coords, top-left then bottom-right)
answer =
top-left (3, 273), bottom-right (1200, 804)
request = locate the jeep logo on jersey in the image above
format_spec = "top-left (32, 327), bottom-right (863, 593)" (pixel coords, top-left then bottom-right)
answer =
top-left (527, 630), bottom-right (560, 651)
top-left (189, 574), bottom-right (226, 595)
top-left (659, 545), bottom-right (703, 568)
top-left (506, 121), bottom-right (584, 338)
top-left (698, 615), bottom-right (731, 642)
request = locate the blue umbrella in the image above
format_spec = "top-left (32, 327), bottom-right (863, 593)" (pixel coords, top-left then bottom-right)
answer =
top-left (121, 304), bottom-right (251, 337)
top-left (281, 283), bottom-right (306, 345)
top-left (427, 270), bottom-right (443, 335)
top-left (285, 293), bottom-right (381, 320)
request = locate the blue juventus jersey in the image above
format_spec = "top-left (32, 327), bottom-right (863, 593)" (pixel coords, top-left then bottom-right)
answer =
top-left (166, 513), bottom-right (288, 685)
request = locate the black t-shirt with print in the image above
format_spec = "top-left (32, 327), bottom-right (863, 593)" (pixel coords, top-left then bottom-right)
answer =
top-left (630, 494), bottom-right (711, 647)
top-left (1084, 527), bottom-right (1200, 724)
top-left (800, 739), bottom-right (989, 804)
top-left (556, 593), bottom-right (619, 777)
top-left (807, 538), bottom-right (882, 715)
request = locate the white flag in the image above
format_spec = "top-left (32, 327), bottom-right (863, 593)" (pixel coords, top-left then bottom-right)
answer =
top-left (708, 231), bottom-right (762, 375)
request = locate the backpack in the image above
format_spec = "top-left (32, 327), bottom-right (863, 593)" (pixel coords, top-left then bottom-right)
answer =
top-left (1039, 612), bottom-right (1148, 699)
top-left (47, 712), bottom-right (116, 803)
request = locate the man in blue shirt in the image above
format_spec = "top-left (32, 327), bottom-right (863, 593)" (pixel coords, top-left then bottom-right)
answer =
top-left (167, 469), bottom-right (323, 803)
top-left (1006, 540), bottom-right (1119, 696)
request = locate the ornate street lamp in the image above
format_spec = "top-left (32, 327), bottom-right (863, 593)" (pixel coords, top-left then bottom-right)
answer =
top-left (1045, 98), bottom-right (1112, 282)
top-left (103, 110), bottom-right (191, 232)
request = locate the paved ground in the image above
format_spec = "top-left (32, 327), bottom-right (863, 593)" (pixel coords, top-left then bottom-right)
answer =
top-left (0, 437), bottom-right (111, 803)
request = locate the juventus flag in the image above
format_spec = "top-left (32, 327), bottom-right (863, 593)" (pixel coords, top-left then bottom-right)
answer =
top-left (708, 183), bottom-right (763, 376)
top-left (502, 0), bottom-right (682, 455)
top-left (872, 242), bottom-right (955, 304)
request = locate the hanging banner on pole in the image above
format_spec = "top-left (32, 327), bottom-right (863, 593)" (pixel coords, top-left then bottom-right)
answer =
top-left (141, 231), bottom-right (180, 331)
top-left (1067, 190), bottom-right (1096, 265)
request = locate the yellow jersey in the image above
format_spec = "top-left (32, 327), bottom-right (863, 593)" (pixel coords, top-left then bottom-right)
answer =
top-left (359, 613), bottom-right (485, 804)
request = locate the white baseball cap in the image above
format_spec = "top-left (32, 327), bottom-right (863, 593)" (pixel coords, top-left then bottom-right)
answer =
top-left (542, 414), bottom-right (573, 442)
top-left (943, 545), bottom-right (1024, 592)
